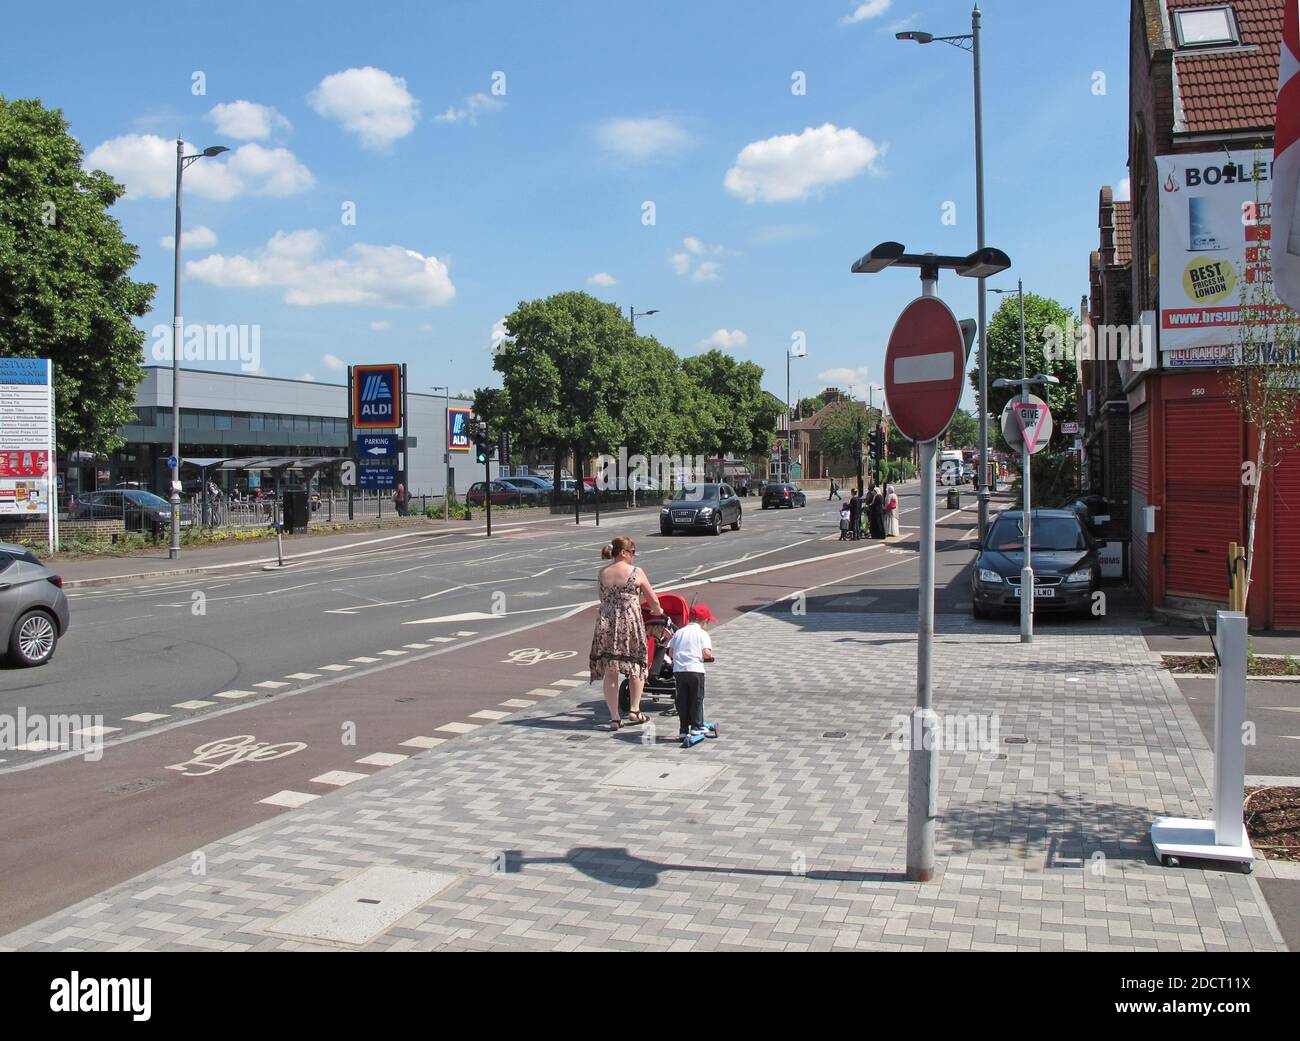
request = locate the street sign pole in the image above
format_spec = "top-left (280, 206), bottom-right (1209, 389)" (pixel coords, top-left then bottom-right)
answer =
top-left (1020, 385), bottom-right (1034, 644)
top-left (347, 366), bottom-right (355, 521)
top-left (909, 270), bottom-right (940, 884)
top-left (485, 452), bottom-right (492, 538)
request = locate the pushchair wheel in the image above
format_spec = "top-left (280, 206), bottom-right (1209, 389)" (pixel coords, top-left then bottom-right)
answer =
top-left (618, 677), bottom-right (631, 715)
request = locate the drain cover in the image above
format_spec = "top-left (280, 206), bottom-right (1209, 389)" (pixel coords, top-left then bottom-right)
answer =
top-left (265, 865), bottom-right (457, 947)
top-left (395, 697), bottom-right (416, 703)
top-left (105, 778), bottom-right (160, 795)
top-left (566, 735), bottom-right (590, 742)
top-left (1005, 736), bottom-right (1029, 744)
top-left (601, 760), bottom-right (724, 793)
top-left (823, 731), bottom-right (847, 739)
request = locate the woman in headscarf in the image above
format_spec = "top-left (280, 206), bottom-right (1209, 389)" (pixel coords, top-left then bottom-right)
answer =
top-left (884, 480), bottom-right (900, 538)
top-left (867, 480), bottom-right (886, 540)
top-left (847, 487), bottom-right (863, 542)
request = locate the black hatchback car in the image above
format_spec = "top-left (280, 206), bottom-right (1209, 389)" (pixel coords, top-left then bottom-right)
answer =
top-left (970, 509), bottom-right (1103, 618)
top-left (660, 483), bottom-right (742, 535)
top-left (761, 483), bottom-right (806, 509)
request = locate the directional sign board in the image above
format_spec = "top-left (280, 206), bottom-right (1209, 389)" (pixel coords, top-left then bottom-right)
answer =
top-left (356, 433), bottom-right (398, 489)
top-left (1000, 394), bottom-right (1053, 455)
top-left (884, 296), bottom-right (968, 443)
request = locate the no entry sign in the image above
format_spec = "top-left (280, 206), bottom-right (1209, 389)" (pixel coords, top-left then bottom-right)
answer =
top-left (884, 297), bottom-right (968, 443)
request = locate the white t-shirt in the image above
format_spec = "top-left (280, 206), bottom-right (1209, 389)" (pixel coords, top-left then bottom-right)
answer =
top-left (668, 622), bottom-right (712, 674)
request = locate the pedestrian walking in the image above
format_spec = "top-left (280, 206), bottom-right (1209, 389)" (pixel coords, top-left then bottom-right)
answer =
top-left (848, 487), bottom-right (863, 541)
top-left (884, 480), bottom-right (900, 538)
top-left (392, 482), bottom-right (409, 516)
top-left (669, 603), bottom-right (718, 747)
top-left (590, 536), bottom-right (662, 731)
top-left (828, 478), bottom-right (841, 501)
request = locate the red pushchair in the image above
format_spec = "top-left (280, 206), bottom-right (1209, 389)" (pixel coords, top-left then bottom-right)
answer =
top-left (618, 592), bottom-right (689, 714)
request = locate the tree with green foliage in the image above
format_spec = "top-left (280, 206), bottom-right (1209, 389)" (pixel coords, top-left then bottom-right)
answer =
top-left (819, 398), bottom-right (881, 490)
top-left (943, 408), bottom-right (979, 450)
top-left (681, 350), bottom-right (781, 458)
top-left (971, 293), bottom-right (1078, 453)
top-left (0, 98), bottom-right (155, 456)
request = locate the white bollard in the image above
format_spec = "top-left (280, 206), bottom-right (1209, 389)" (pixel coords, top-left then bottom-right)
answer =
top-left (1214, 611), bottom-right (1248, 848)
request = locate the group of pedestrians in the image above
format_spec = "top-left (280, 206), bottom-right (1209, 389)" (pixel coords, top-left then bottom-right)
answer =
top-left (839, 479), bottom-right (899, 541)
top-left (588, 535), bottom-right (718, 746)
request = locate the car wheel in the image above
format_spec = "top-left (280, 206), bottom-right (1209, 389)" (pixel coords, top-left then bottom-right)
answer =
top-left (731, 512), bottom-right (741, 531)
top-left (661, 525), bottom-right (673, 536)
top-left (762, 503), bottom-right (769, 510)
top-left (711, 516), bottom-right (722, 536)
top-left (9, 609), bottom-right (58, 667)
top-left (972, 601), bottom-right (989, 620)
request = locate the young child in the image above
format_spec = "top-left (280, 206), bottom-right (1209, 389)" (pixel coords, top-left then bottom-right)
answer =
top-left (669, 604), bottom-right (720, 747)
top-left (839, 506), bottom-right (852, 540)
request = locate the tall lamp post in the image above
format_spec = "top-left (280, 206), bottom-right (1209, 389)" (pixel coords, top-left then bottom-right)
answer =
top-left (897, 4), bottom-right (990, 540)
top-left (628, 306), bottom-right (658, 331)
top-left (431, 384), bottom-right (451, 521)
top-left (787, 341), bottom-right (807, 481)
top-left (170, 139), bottom-right (228, 560)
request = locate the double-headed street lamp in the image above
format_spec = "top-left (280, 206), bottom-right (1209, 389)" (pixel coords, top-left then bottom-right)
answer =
top-left (897, 4), bottom-right (990, 541)
top-left (170, 140), bottom-right (229, 560)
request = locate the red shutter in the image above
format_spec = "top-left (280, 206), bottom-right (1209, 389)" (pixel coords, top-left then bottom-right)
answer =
top-left (1272, 449), bottom-right (1300, 627)
top-left (1163, 398), bottom-right (1241, 601)
top-left (1130, 407), bottom-right (1150, 600)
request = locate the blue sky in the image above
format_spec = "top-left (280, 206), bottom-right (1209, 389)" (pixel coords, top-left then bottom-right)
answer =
top-left (8, 0), bottom-right (1130, 412)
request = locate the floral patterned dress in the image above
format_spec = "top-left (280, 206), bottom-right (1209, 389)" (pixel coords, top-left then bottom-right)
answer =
top-left (589, 566), bottom-right (648, 683)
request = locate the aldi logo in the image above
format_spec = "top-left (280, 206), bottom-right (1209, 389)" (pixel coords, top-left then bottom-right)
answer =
top-left (352, 364), bottom-right (402, 429)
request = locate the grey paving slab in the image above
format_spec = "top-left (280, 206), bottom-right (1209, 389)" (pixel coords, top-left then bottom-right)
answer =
top-left (0, 611), bottom-right (1287, 952)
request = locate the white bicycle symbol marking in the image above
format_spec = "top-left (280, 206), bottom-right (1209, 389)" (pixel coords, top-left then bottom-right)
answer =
top-left (502, 647), bottom-right (579, 666)
top-left (166, 735), bottom-right (307, 777)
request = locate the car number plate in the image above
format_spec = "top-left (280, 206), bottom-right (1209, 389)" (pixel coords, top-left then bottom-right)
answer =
top-left (1014, 587), bottom-right (1055, 598)
top-left (672, 511), bottom-right (693, 522)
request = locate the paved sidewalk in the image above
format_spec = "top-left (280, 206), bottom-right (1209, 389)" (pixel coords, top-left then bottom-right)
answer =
top-left (2, 609), bottom-right (1286, 951)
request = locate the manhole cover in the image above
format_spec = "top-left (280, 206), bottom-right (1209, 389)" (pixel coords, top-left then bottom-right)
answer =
top-left (600, 760), bottom-right (725, 793)
top-left (265, 865), bottom-right (457, 947)
top-left (981, 752), bottom-right (1008, 761)
top-left (1005, 736), bottom-right (1029, 745)
top-left (823, 731), bottom-right (847, 739)
top-left (105, 778), bottom-right (160, 795)
top-left (566, 735), bottom-right (590, 742)
top-left (395, 697), bottom-right (416, 704)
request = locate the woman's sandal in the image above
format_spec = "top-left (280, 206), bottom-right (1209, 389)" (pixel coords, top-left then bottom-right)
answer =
top-left (624, 712), bottom-right (649, 726)
top-left (603, 719), bottom-right (623, 731)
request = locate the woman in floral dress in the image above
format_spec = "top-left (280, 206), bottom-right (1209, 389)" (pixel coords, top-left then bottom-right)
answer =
top-left (590, 535), bottom-right (662, 730)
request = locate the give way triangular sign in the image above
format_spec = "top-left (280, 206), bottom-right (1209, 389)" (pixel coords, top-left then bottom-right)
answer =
top-left (1013, 401), bottom-right (1048, 449)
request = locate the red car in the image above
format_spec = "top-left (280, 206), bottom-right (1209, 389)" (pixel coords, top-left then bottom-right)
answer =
top-left (466, 481), bottom-right (522, 506)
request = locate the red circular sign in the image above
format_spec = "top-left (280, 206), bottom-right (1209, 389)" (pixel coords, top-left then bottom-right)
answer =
top-left (883, 296), bottom-right (966, 443)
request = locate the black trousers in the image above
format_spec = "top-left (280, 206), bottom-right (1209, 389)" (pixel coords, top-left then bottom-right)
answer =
top-left (674, 671), bottom-right (705, 733)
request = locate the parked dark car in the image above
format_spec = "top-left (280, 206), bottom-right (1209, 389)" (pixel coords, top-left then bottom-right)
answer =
top-left (761, 483), bottom-right (806, 509)
top-left (74, 489), bottom-right (195, 535)
top-left (970, 509), bottom-right (1103, 619)
top-left (466, 481), bottom-right (523, 507)
top-left (0, 543), bottom-right (69, 667)
top-left (660, 483), bottom-right (742, 535)
top-left (496, 476), bottom-right (551, 503)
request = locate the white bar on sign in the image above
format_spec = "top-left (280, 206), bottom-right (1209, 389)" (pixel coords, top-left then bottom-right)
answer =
top-left (893, 352), bottom-right (953, 385)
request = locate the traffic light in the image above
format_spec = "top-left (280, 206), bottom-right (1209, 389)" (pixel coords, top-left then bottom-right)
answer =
top-left (870, 426), bottom-right (884, 462)
top-left (471, 418), bottom-right (491, 464)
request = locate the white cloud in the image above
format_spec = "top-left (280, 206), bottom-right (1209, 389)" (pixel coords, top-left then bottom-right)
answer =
top-left (370, 320), bottom-right (391, 331)
top-left (418, 322), bottom-right (434, 333)
top-left (161, 225), bottom-right (217, 251)
top-left (586, 272), bottom-right (617, 286)
top-left (692, 261), bottom-right (721, 282)
top-left (86, 135), bottom-right (313, 200)
top-left (187, 229), bottom-right (456, 308)
top-left (309, 67), bottom-right (419, 150)
top-left (1116, 177), bottom-right (1131, 202)
top-left (698, 329), bottom-right (748, 351)
top-left (206, 100), bottom-right (290, 140)
top-left (322, 353), bottom-right (345, 370)
top-left (672, 236), bottom-right (729, 280)
top-left (843, 0), bottom-right (892, 24)
top-left (301, 373), bottom-right (316, 381)
top-left (595, 116), bottom-right (691, 160)
top-left (490, 317), bottom-right (511, 351)
top-left (434, 92), bottom-right (504, 125)
top-left (724, 123), bottom-right (882, 203)
top-left (670, 253), bottom-right (691, 275)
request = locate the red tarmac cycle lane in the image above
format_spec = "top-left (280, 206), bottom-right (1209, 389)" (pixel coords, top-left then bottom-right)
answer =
top-left (0, 515), bottom-right (964, 936)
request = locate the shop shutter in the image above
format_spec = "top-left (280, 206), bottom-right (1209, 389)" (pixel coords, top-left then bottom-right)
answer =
top-left (1272, 449), bottom-right (1300, 627)
top-left (1130, 408), bottom-right (1150, 600)
top-left (1164, 398), bottom-right (1241, 601)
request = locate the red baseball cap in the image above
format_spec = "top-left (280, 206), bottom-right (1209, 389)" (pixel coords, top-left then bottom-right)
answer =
top-left (690, 604), bottom-right (717, 623)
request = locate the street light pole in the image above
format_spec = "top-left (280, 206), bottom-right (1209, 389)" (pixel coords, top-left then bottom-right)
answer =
top-left (431, 384), bottom-right (451, 521)
top-left (628, 306), bottom-right (658, 332)
top-left (170, 139), bottom-right (228, 560)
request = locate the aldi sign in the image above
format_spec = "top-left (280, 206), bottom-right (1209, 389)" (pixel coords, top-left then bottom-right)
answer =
top-left (353, 364), bottom-right (402, 429)
top-left (448, 407), bottom-right (472, 452)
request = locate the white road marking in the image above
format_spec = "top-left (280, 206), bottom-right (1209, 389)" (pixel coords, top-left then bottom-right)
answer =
top-left (350, 656), bottom-right (381, 664)
top-left (318, 664), bottom-right (353, 672)
top-left (400, 736), bottom-right (446, 749)
top-left (254, 681), bottom-right (289, 690)
top-left (123, 712), bottom-right (170, 723)
top-left (470, 710), bottom-right (509, 720)
top-left (213, 690), bottom-right (255, 700)
top-left (284, 672), bottom-right (320, 681)
top-left (173, 700), bottom-right (217, 710)
top-left (550, 679), bottom-right (583, 688)
top-left (419, 586), bottom-right (464, 600)
top-left (500, 699), bottom-right (537, 708)
top-left (525, 688), bottom-right (561, 698)
top-left (311, 770), bottom-right (369, 787)
top-left (378, 649), bottom-right (407, 657)
top-left (16, 741), bottom-right (66, 752)
top-left (324, 599), bottom-right (417, 615)
top-left (403, 643), bottom-right (431, 649)
top-left (356, 752), bottom-right (409, 766)
top-left (259, 790), bottom-right (319, 808)
top-left (435, 721), bottom-right (481, 734)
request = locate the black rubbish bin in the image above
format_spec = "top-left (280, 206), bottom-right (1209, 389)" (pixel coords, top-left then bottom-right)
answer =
top-left (283, 488), bottom-right (309, 533)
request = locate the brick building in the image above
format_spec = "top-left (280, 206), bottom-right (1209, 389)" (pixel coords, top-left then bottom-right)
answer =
top-left (1124, 0), bottom-right (1300, 628)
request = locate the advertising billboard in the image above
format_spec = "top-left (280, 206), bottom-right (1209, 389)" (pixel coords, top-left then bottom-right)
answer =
top-left (448, 407), bottom-right (471, 452)
top-left (0, 358), bottom-right (54, 521)
top-left (1157, 151), bottom-right (1298, 367)
top-left (352, 364), bottom-right (402, 429)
